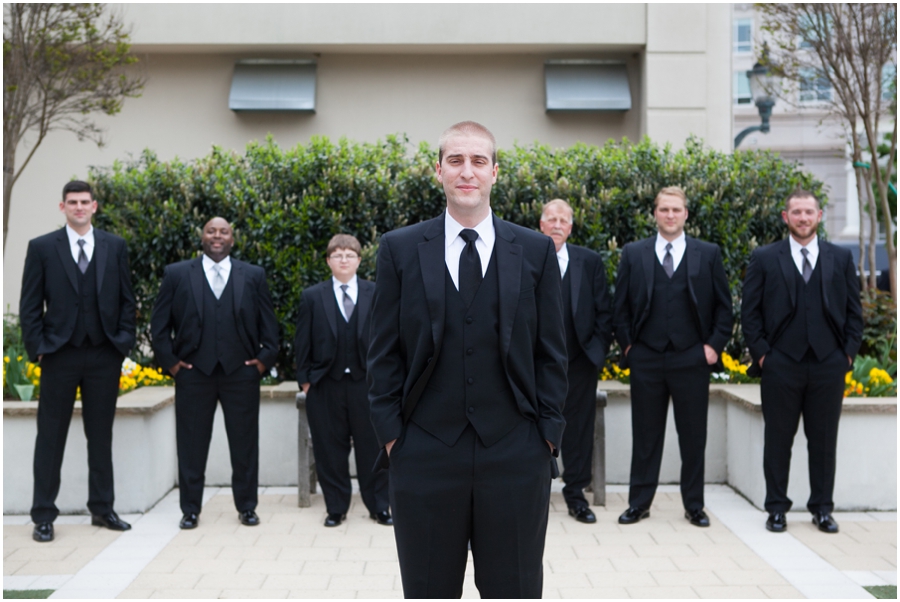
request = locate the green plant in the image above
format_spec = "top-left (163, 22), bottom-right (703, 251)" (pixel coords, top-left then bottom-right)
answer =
top-left (87, 134), bottom-right (825, 376)
top-left (860, 289), bottom-right (898, 360)
top-left (845, 354), bottom-right (897, 398)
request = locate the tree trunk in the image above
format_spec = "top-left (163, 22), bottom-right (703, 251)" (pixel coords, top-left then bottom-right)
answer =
top-left (3, 141), bottom-right (15, 255)
top-left (864, 168), bottom-right (879, 291)
top-left (854, 166), bottom-right (869, 292)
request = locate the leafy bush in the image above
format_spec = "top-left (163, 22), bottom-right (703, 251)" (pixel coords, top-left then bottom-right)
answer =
top-left (86, 135), bottom-right (824, 376)
top-left (860, 290), bottom-right (897, 360)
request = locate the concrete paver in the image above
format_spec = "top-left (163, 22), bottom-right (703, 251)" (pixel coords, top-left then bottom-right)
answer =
top-left (2, 484), bottom-right (895, 599)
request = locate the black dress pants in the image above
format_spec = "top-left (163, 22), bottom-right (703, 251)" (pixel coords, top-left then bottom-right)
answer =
top-left (561, 353), bottom-right (599, 510)
top-left (174, 363), bottom-right (260, 515)
top-left (760, 347), bottom-right (846, 514)
top-left (306, 374), bottom-right (388, 516)
top-left (32, 342), bottom-right (123, 523)
top-left (389, 419), bottom-right (551, 599)
top-left (627, 342), bottom-right (711, 512)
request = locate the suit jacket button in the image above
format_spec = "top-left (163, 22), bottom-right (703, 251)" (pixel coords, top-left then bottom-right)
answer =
top-left (466, 317), bottom-right (473, 324)
top-left (468, 407), bottom-right (475, 413)
top-left (466, 348), bottom-right (474, 355)
top-left (467, 377), bottom-right (474, 385)
top-left (427, 357), bottom-right (432, 363)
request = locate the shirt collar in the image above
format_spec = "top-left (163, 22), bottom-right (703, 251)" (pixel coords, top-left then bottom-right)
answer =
top-left (65, 224), bottom-right (94, 246)
top-left (557, 242), bottom-right (569, 261)
top-left (202, 253), bottom-right (232, 272)
top-left (445, 210), bottom-right (495, 248)
top-left (656, 231), bottom-right (685, 252)
top-left (332, 274), bottom-right (358, 291)
top-left (789, 234), bottom-right (818, 256)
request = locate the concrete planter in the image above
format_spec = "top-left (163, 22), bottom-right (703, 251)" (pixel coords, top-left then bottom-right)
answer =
top-left (3, 382), bottom-right (300, 515)
top-left (602, 381), bottom-right (897, 511)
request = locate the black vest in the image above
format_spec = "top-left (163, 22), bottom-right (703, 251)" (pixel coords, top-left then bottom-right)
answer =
top-left (638, 257), bottom-right (701, 353)
top-left (328, 293), bottom-right (364, 381)
top-left (410, 252), bottom-right (523, 448)
top-left (561, 269), bottom-right (582, 362)
top-left (69, 257), bottom-right (107, 348)
top-left (773, 261), bottom-right (840, 362)
top-left (187, 275), bottom-right (245, 376)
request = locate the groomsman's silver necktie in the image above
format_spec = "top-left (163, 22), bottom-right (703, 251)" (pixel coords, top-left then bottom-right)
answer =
top-left (801, 248), bottom-right (812, 283)
top-left (341, 284), bottom-right (355, 321)
top-left (212, 264), bottom-right (226, 299)
top-left (77, 239), bottom-right (89, 274)
top-left (663, 242), bottom-right (674, 278)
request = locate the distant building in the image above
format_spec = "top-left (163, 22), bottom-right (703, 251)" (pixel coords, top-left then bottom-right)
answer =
top-left (5, 4), bottom-right (735, 309)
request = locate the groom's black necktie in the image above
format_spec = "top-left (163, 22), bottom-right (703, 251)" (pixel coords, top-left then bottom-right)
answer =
top-left (458, 229), bottom-right (482, 307)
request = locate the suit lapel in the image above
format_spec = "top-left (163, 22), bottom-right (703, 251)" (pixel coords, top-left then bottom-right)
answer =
top-left (94, 230), bottom-right (109, 295)
top-left (569, 246), bottom-right (582, 316)
top-left (685, 237), bottom-right (701, 304)
top-left (641, 238), bottom-right (655, 303)
top-left (778, 240), bottom-right (797, 308)
top-left (231, 259), bottom-right (245, 317)
top-left (418, 216), bottom-right (446, 350)
top-left (356, 282), bottom-right (373, 340)
top-left (819, 241), bottom-right (833, 310)
top-left (54, 229), bottom-right (80, 294)
top-left (322, 280), bottom-right (339, 339)
top-left (494, 217), bottom-right (521, 364)
top-left (189, 257), bottom-right (205, 319)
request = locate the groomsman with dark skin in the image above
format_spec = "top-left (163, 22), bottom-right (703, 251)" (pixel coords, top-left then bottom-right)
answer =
top-left (741, 190), bottom-right (862, 534)
top-left (151, 217), bottom-right (279, 530)
top-left (613, 186), bottom-right (733, 528)
top-left (368, 121), bottom-right (567, 598)
top-left (20, 180), bottom-right (136, 542)
top-left (538, 199), bottom-right (612, 524)
top-left (295, 234), bottom-right (391, 528)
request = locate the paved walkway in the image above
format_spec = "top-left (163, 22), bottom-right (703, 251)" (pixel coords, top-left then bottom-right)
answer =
top-left (4, 484), bottom-right (895, 599)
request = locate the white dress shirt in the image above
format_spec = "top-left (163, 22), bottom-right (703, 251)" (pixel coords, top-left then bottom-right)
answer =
top-left (655, 232), bottom-right (686, 272)
top-left (65, 224), bottom-right (94, 264)
top-left (445, 211), bottom-right (495, 290)
top-left (332, 275), bottom-right (359, 322)
top-left (202, 254), bottom-right (232, 291)
top-left (556, 242), bottom-right (569, 278)
top-left (789, 235), bottom-right (819, 274)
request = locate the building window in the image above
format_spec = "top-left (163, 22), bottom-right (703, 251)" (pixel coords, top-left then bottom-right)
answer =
top-left (883, 64), bottom-right (896, 102)
top-left (799, 68), bottom-right (832, 103)
top-left (734, 71), bottom-right (753, 105)
top-left (734, 18), bottom-right (752, 53)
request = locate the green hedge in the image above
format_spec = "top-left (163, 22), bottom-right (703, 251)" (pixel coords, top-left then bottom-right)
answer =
top-left (90, 135), bottom-right (824, 375)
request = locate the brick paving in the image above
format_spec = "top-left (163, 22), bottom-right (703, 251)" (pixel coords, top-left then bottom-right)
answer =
top-left (3, 484), bottom-right (896, 599)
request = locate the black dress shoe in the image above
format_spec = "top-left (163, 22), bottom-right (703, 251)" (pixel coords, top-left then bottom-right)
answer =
top-left (569, 506), bottom-right (597, 524)
top-left (32, 522), bottom-right (54, 542)
top-left (324, 513), bottom-right (346, 527)
top-left (179, 513), bottom-right (199, 529)
top-left (369, 511), bottom-right (393, 525)
top-left (618, 507), bottom-right (649, 525)
top-left (685, 508), bottom-right (710, 527)
top-left (812, 512), bottom-right (839, 533)
top-left (91, 511), bottom-right (131, 531)
top-left (766, 512), bottom-right (787, 532)
top-left (239, 510), bottom-right (260, 526)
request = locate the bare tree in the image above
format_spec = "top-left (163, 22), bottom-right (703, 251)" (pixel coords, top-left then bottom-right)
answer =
top-left (757, 3), bottom-right (897, 298)
top-left (3, 3), bottom-right (144, 251)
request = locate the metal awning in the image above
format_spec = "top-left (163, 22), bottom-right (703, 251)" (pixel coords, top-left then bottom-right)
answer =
top-left (229, 60), bottom-right (316, 112)
top-left (544, 60), bottom-right (631, 112)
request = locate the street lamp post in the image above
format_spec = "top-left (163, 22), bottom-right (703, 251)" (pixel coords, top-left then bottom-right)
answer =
top-left (734, 59), bottom-right (778, 149)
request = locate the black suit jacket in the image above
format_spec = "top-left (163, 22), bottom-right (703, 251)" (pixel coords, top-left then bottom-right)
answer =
top-left (564, 244), bottom-right (613, 368)
top-left (20, 227), bottom-right (136, 360)
top-left (294, 278), bottom-right (374, 385)
top-left (741, 238), bottom-right (862, 377)
top-left (367, 213), bottom-right (568, 451)
top-left (150, 256), bottom-right (279, 373)
top-left (613, 235), bottom-right (733, 368)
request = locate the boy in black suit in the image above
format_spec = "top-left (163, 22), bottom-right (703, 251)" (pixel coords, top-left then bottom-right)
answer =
top-left (295, 234), bottom-right (390, 528)
top-left (20, 180), bottom-right (136, 542)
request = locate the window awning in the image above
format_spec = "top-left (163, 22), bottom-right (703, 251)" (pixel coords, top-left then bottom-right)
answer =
top-left (544, 60), bottom-right (631, 112)
top-left (229, 60), bottom-right (316, 112)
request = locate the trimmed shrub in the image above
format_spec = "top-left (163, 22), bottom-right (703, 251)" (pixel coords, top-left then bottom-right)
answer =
top-left (90, 135), bottom-right (824, 375)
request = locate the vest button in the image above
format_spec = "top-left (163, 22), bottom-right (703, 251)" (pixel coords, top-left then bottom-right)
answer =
top-left (466, 317), bottom-right (473, 324)
top-left (426, 357), bottom-right (432, 363)
top-left (468, 407), bottom-right (475, 413)
top-left (466, 348), bottom-right (474, 355)
top-left (467, 377), bottom-right (474, 385)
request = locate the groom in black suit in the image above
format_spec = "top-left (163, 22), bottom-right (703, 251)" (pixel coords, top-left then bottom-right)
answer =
top-left (368, 121), bottom-right (567, 598)
top-left (538, 198), bottom-right (612, 524)
top-left (613, 186), bottom-right (733, 528)
top-left (151, 217), bottom-right (279, 530)
top-left (295, 233), bottom-right (390, 528)
top-left (741, 190), bottom-right (862, 534)
top-left (20, 180), bottom-right (136, 542)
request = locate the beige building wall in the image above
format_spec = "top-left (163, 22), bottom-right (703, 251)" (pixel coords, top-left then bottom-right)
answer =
top-left (4, 3), bottom-right (732, 311)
